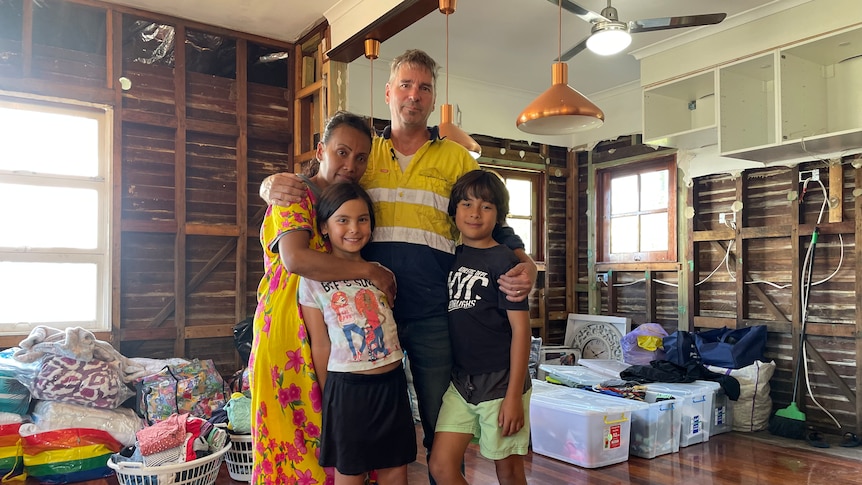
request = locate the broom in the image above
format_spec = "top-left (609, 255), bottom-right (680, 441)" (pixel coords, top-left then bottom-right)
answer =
top-left (769, 228), bottom-right (818, 439)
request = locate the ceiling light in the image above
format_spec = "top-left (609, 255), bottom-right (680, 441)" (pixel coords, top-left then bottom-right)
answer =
top-left (437, 0), bottom-right (481, 158)
top-left (364, 38), bottom-right (380, 131)
top-left (516, 0), bottom-right (604, 134)
top-left (586, 22), bottom-right (631, 56)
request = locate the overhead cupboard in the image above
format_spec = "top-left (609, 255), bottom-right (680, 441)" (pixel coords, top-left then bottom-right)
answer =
top-left (643, 24), bottom-right (862, 164)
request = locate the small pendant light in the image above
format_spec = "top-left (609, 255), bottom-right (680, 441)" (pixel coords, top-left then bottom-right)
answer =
top-left (364, 38), bottom-right (380, 132)
top-left (437, 0), bottom-right (481, 158)
top-left (516, 0), bottom-right (604, 135)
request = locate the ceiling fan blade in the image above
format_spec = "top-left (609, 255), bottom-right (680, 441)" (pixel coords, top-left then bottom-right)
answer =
top-left (558, 36), bottom-right (590, 62)
top-left (543, 0), bottom-right (608, 24)
top-left (629, 13), bottom-right (727, 34)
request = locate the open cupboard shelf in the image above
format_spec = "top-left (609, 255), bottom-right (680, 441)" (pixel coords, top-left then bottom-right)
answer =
top-left (643, 70), bottom-right (716, 150)
top-left (643, 24), bottom-right (862, 165)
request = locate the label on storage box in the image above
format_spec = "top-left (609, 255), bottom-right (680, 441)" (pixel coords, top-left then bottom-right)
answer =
top-left (690, 415), bottom-right (701, 435)
top-left (603, 424), bottom-right (621, 449)
top-left (715, 406), bottom-right (726, 426)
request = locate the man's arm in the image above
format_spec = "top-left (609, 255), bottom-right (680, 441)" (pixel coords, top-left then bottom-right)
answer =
top-left (260, 173), bottom-right (307, 206)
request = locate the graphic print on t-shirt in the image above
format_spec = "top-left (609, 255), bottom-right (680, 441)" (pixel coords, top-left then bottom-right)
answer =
top-left (448, 265), bottom-right (490, 311)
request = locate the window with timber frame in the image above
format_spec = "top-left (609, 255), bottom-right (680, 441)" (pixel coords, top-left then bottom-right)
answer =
top-left (596, 155), bottom-right (677, 264)
top-left (0, 96), bottom-right (112, 335)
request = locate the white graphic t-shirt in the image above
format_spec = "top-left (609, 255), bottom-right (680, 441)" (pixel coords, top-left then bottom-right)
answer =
top-left (298, 277), bottom-right (404, 372)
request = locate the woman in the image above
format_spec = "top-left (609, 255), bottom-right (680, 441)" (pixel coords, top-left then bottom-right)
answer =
top-left (249, 111), bottom-right (394, 484)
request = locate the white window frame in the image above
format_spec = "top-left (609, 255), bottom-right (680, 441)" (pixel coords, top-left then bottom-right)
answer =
top-left (0, 95), bottom-right (112, 335)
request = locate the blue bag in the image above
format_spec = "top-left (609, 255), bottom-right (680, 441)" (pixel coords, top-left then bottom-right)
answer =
top-left (662, 330), bottom-right (701, 366)
top-left (694, 325), bottom-right (767, 369)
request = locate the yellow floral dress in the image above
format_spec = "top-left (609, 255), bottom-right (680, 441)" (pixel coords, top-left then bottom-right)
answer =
top-left (250, 188), bottom-right (332, 485)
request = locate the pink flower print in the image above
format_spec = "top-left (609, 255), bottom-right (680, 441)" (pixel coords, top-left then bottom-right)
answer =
top-left (285, 348), bottom-right (304, 373)
top-left (278, 387), bottom-right (294, 408)
top-left (323, 470), bottom-right (335, 485)
top-left (305, 421), bottom-right (320, 439)
top-left (262, 457), bottom-right (275, 476)
top-left (260, 401), bottom-right (268, 418)
top-left (270, 365), bottom-right (280, 388)
top-left (292, 407), bottom-right (308, 428)
top-left (263, 314), bottom-right (272, 334)
top-left (295, 468), bottom-right (318, 485)
top-left (297, 322), bottom-right (307, 341)
top-left (310, 382), bottom-right (322, 413)
top-left (265, 205), bottom-right (273, 217)
top-left (294, 428), bottom-right (306, 450)
top-left (287, 383), bottom-right (302, 402)
top-left (270, 266), bottom-right (283, 292)
top-left (274, 450), bottom-right (286, 464)
top-left (286, 442), bottom-right (301, 462)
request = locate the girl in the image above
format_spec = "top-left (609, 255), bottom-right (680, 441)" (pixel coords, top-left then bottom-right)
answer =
top-left (298, 182), bottom-right (417, 485)
top-left (250, 111), bottom-right (395, 484)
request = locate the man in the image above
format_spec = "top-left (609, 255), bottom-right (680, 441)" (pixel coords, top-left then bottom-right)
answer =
top-left (261, 49), bottom-right (536, 479)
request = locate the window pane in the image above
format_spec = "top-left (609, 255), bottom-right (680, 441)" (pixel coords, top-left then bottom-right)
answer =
top-left (610, 215), bottom-right (638, 253)
top-left (640, 212), bottom-right (669, 251)
top-left (611, 175), bottom-right (638, 214)
top-left (0, 262), bottom-right (97, 323)
top-left (0, 184), bottom-right (98, 249)
top-left (505, 179), bottom-right (532, 217)
top-left (640, 169), bottom-right (668, 211)
top-left (0, 106), bottom-right (99, 176)
top-left (505, 217), bottom-right (532, 255)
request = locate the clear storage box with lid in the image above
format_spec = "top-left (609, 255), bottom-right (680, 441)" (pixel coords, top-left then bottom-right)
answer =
top-left (538, 364), bottom-right (611, 388)
top-left (643, 381), bottom-right (715, 447)
top-left (530, 386), bottom-right (642, 468)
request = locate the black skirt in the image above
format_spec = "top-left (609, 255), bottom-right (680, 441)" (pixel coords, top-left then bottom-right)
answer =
top-left (319, 364), bottom-right (417, 475)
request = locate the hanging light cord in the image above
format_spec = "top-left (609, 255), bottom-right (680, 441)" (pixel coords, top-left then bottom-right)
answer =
top-left (558, 0), bottom-right (562, 63)
top-left (445, 10), bottom-right (450, 105)
top-left (369, 56), bottom-right (374, 126)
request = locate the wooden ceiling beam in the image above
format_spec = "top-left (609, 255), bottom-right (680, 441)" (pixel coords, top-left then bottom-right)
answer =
top-left (326, 0), bottom-right (437, 63)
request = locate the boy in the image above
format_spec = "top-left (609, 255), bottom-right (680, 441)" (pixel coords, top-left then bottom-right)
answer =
top-left (428, 169), bottom-right (531, 485)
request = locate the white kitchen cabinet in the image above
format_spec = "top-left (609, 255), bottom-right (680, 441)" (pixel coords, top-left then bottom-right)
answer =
top-left (643, 70), bottom-right (716, 150)
top-left (644, 25), bottom-right (862, 166)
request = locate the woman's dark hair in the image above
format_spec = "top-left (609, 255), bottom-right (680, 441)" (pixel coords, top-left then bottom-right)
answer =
top-left (316, 182), bottom-right (376, 231)
top-left (448, 169), bottom-right (509, 224)
top-left (304, 110), bottom-right (373, 177)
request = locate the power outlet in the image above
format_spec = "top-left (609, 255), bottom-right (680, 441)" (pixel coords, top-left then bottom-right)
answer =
top-left (719, 212), bottom-right (736, 225)
top-left (799, 169), bottom-right (820, 183)
top-left (596, 273), bottom-right (608, 285)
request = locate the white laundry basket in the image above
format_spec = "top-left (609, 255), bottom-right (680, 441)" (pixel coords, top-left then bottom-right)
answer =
top-left (107, 441), bottom-right (231, 485)
top-left (224, 433), bottom-right (253, 482)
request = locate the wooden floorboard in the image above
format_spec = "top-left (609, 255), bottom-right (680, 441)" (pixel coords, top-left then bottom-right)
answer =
top-left (55, 425), bottom-right (862, 485)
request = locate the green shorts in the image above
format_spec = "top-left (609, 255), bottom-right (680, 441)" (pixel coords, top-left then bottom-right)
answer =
top-left (435, 383), bottom-right (532, 460)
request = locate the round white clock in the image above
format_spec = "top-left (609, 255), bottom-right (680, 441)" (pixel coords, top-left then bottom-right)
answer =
top-left (569, 320), bottom-right (625, 361)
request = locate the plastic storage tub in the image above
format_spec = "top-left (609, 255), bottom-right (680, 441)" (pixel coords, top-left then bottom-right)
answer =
top-left (644, 382), bottom-right (714, 447)
top-left (694, 380), bottom-right (733, 435)
top-left (539, 364), bottom-right (611, 387)
top-left (530, 387), bottom-right (641, 468)
top-left (628, 391), bottom-right (679, 458)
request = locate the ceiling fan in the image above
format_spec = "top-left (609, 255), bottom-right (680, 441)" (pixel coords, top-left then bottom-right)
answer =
top-left (548, 0), bottom-right (727, 59)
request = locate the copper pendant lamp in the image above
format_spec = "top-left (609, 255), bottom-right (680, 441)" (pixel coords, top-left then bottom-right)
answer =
top-left (438, 0), bottom-right (481, 158)
top-left (364, 38), bottom-right (380, 132)
top-left (516, 0), bottom-right (604, 135)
